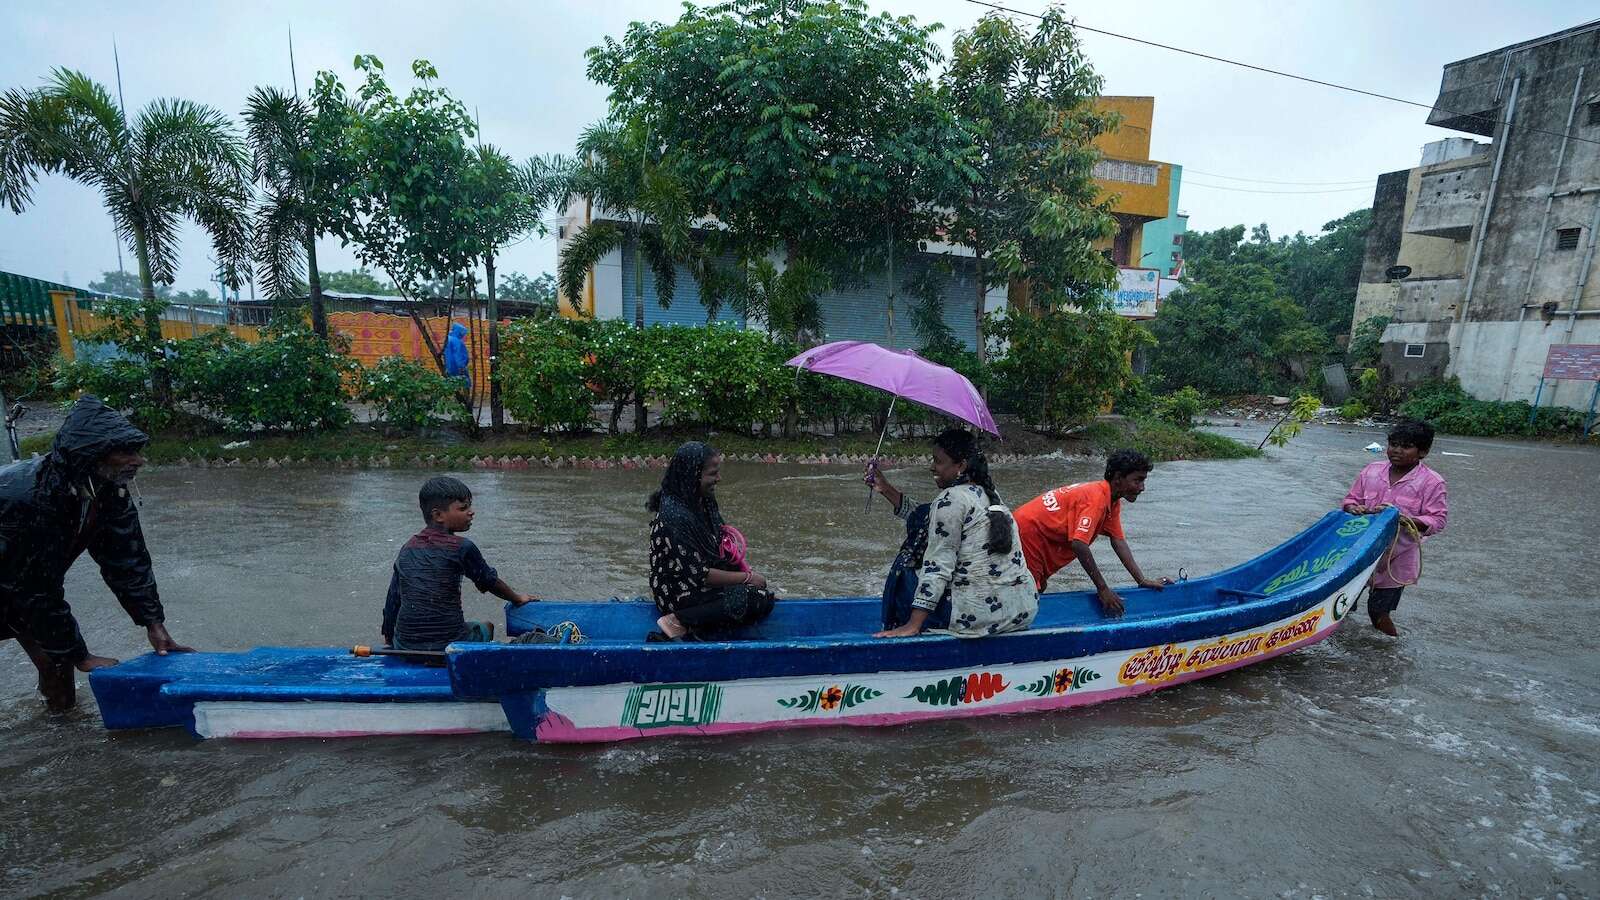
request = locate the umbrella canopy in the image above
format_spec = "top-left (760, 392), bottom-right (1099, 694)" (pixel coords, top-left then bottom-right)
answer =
top-left (786, 341), bottom-right (999, 436)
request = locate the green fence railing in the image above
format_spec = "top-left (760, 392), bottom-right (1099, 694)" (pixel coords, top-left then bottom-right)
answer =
top-left (0, 271), bottom-right (119, 327)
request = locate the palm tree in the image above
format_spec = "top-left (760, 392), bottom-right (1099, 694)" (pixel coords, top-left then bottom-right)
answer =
top-left (462, 143), bottom-right (551, 429)
top-left (0, 69), bottom-right (252, 369)
top-left (550, 120), bottom-right (708, 431)
top-left (242, 86), bottom-right (333, 338)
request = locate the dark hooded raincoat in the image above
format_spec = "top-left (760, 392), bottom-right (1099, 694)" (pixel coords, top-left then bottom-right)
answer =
top-left (0, 396), bottom-right (163, 664)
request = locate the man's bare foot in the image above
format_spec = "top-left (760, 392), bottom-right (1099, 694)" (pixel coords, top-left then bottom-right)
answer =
top-left (656, 614), bottom-right (689, 640)
top-left (1372, 614), bottom-right (1398, 637)
top-left (75, 654), bottom-right (120, 672)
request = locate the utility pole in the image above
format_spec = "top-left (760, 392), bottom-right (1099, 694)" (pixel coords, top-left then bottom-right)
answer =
top-left (112, 38), bottom-right (128, 276)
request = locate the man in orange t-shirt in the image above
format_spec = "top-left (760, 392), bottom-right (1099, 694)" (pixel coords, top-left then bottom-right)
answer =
top-left (1013, 449), bottom-right (1172, 616)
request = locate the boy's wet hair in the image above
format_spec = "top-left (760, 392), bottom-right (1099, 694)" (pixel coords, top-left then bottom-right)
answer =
top-left (1105, 449), bottom-right (1154, 481)
top-left (1388, 419), bottom-right (1435, 454)
top-left (419, 476), bottom-right (472, 523)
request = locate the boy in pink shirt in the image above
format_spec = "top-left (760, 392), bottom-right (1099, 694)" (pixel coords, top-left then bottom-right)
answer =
top-left (1341, 420), bottom-right (1449, 636)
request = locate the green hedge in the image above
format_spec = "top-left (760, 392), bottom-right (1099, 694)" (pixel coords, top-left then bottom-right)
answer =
top-left (56, 302), bottom-right (357, 433)
top-left (1398, 377), bottom-right (1583, 438)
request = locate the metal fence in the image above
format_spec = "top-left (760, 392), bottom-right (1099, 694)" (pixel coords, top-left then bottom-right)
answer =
top-left (0, 271), bottom-right (109, 326)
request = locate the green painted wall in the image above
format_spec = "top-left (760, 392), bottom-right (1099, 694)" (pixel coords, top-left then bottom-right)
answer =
top-left (1138, 164), bottom-right (1187, 276)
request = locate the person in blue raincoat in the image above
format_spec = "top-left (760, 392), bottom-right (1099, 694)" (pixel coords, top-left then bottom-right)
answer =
top-left (443, 322), bottom-right (471, 396)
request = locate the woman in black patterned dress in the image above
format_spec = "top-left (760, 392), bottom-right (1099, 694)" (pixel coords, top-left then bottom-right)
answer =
top-left (647, 442), bottom-right (777, 640)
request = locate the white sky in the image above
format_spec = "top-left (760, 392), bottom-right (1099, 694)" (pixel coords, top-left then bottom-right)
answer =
top-left (0, 0), bottom-right (1586, 295)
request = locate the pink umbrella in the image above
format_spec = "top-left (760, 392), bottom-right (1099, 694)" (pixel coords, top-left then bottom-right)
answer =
top-left (786, 341), bottom-right (998, 434)
top-left (786, 341), bottom-right (999, 508)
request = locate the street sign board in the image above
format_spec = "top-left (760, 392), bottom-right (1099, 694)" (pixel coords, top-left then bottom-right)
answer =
top-left (1110, 267), bottom-right (1161, 319)
top-left (1541, 344), bottom-right (1600, 381)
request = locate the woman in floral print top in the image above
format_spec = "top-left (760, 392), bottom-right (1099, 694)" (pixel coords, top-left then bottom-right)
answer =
top-left (867, 429), bottom-right (1037, 638)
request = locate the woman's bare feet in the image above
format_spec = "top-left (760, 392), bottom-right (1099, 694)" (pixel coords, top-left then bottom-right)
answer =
top-left (1372, 614), bottom-right (1398, 637)
top-left (75, 654), bottom-right (120, 671)
top-left (656, 614), bottom-right (689, 640)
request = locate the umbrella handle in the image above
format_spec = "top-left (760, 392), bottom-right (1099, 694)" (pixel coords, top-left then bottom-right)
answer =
top-left (865, 395), bottom-right (898, 511)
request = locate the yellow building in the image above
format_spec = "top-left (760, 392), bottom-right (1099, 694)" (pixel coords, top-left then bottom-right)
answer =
top-left (1090, 96), bottom-right (1176, 267)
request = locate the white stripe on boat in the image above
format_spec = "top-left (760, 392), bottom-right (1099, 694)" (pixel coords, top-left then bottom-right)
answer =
top-left (191, 701), bottom-right (510, 739)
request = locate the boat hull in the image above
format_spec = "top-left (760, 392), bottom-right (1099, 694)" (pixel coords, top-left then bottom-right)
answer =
top-left (88, 510), bottom-right (1396, 743)
top-left (507, 560), bottom-right (1375, 742)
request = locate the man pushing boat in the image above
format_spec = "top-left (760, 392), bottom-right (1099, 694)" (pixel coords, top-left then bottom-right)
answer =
top-left (1012, 449), bottom-right (1174, 616)
top-left (0, 395), bottom-right (191, 711)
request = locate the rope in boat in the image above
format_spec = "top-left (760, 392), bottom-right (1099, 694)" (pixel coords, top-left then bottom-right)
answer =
top-left (1374, 513), bottom-right (1425, 587)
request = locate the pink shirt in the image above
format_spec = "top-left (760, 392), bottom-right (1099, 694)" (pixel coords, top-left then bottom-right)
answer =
top-left (1342, 460), bottom-right (1448, 589)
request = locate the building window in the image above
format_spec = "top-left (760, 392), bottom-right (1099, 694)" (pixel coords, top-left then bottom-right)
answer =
top-left (1092, 159), bottom-right (1159, 186)
top-left (1403, 343), bottom-right (1426, 359)
top-left (1556, 227), bottom-right (1581, 251)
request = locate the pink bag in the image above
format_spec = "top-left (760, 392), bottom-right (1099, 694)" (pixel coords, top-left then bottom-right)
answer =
top-left (720, 524), bottom-right (751, 573)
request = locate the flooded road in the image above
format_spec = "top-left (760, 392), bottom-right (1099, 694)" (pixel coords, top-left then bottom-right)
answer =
top-left (3, 424), bottom-right (1596, 897)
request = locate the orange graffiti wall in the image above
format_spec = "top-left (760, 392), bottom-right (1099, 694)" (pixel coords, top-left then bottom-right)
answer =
top-left (329, 312), bottom-right (501, 404)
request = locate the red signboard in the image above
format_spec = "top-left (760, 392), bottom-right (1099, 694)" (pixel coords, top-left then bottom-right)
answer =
top-left (1542, 344), bottom-right (1600, 381)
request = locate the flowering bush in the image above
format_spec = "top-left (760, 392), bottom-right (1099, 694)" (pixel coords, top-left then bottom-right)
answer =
top-left (499, 318), bottom-right (597, 431)
top-left (59, 309), bottom-right (357, 433)
top-left (640, 325), bottom-right (792, 430)
top-left (987, 308), bottom-right (1149, 434)
top-left (355, 355), bottom-right (468, 430)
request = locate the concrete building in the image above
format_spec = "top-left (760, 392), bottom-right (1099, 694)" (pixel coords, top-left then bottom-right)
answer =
top-left (1138, 166), bottom-right (1188, 277)
top-left (1352, 22), bottom-right (1600, 409)
top-left (558, 95), bottom-right (1184, 346)
top-left (1088, 97), bottom-right (1182, 268)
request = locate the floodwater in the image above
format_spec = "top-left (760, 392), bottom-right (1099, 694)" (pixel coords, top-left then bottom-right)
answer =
top-left (2, 424), bottom-right (1596, 898)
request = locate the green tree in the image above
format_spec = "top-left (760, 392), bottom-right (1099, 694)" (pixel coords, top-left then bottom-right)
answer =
top-left (1279, 208), bottom-right (1371, 335)
top-left (1150, 261), bottom-right (1324, 394)
top-left (170, 288), bottom-right (216, 305)
top-left (585, 0), bottom-right (953, 337)
top-left (498, 271), bottom-right (556, 306)
top-left (725, 257), bottom-right (830, 345)
top-left (318, 267), bottom-right (392, 294)
top-left (548, 121), bottom-right (696, 430)
top-left (941, 6), bottom-right (1119, 361)
top-left (1347, 314), bottom-right (1391, 370)
top-left (458, 143), bottom-right (550, 428)
top-left (310, 56), bottom-right (479, 371)
top-left (88, 269), bottom-right (166, 298)
top-left (1, 69), bottom-right (251, 392)
top-left (243, 85), bottom-right (352, 338)
top-left (1157, 210), bottom-right (1368, 394)
top-left (551, 122), bottom-right (694, 320)
top-left (988, 307), bottom-right (1148, 434)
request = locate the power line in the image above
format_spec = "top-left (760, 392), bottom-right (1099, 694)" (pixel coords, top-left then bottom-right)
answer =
top-left (1184, 180), bottom-right (1374, 195)
top-left (960, 0), bottom-right (1600, 148)
top-left (1185, 169), bottom-right (1374, 186)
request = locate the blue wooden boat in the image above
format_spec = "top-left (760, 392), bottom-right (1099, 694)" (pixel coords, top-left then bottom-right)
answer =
top-left (90, 509), bottom-right (1397, 742)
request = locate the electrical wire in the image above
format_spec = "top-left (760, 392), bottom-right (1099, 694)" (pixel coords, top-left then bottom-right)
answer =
top-left (961, 0), bottom-right (1600, 149)
top-left (1184, 169), bottom-right (1375, 186)
top-left (1183, 180), bottom-right (1375, 195)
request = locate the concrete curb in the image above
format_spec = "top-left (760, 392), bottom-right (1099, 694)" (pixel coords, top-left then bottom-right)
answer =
top-left (163, 450), bottom-right (1077, 471)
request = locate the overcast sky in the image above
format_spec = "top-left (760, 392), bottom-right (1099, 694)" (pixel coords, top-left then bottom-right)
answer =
top-left (1, 0), bottom-right (1586, 295)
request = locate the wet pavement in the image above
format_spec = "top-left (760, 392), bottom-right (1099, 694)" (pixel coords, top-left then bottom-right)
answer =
top-left (2, 424), bottom-right (1596, 898)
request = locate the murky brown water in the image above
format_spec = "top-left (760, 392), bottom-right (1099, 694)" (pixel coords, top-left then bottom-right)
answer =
top-left (3, 424), bottom-right (1597, 897)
